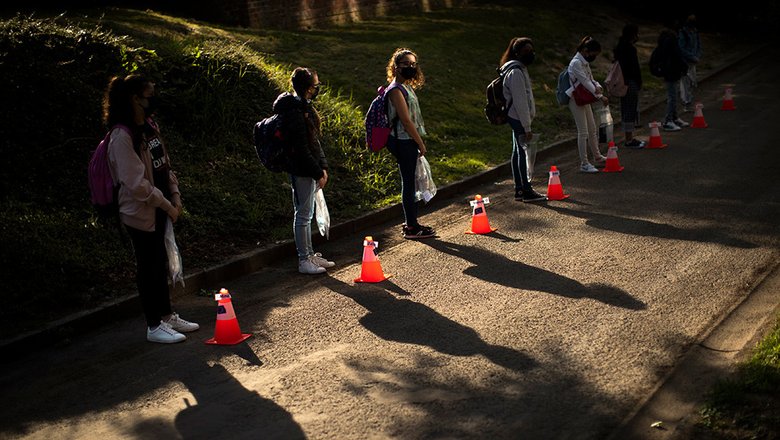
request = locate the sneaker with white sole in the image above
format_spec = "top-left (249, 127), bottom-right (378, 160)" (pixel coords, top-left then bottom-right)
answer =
top-left (299, 256), bottom-right (326, 274)
top-left (663, 121), bottom-right (681, 131)
top-left (675, 118), bottom-right (690, 127)
top-left (522, 190), bottom-right (547, 202)
top-left (147, 321), bottom-right (186, 344)
top-left (310, 252), bottom-right (335, 268)
top-left (165, 312), bottom-right (199, 333)
top-left (580, 163), bottom-right (599, 173)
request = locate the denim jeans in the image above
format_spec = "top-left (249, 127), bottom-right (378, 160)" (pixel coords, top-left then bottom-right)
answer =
top-left (291, 175), bottom-right (317, 261)
top-left (507, 117), bottom-right (532, 193)
top-left (665, 80), bottom-right (679, 122)
top-left (386, 137), bottom-right (420, 227)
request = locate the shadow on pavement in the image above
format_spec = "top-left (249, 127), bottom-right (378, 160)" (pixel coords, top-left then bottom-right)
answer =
top-left (541, 204), bottom-right (757, 249)
top-left (321, 277), bottom-right (537, 373)
top-left (422, 239), bottom-right (646, 310)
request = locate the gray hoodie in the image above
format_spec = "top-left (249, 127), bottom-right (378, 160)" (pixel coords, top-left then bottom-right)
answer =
top-left (500, 60), bottom-right (536, 132)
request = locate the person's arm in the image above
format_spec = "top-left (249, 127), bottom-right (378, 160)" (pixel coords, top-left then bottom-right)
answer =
top-left (387, 87), bottom-right (426, 156)
top-left (507, 70), bottom-right (533, 138)
top-left (570, 58), bottom-right (598, 95)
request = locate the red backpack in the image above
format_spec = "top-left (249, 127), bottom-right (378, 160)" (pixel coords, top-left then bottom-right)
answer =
top-left (88, 124), bottom-right (131, 220)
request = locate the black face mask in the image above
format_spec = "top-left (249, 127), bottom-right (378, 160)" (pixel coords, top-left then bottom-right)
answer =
top-left (584, 54), bottom-right (597, 63)
top-left (520, 53), bottom-right (535, 66)
top-left (142, 96), bottom-right (159, 117)
top-left (400, 66), bottom-right (417, 80)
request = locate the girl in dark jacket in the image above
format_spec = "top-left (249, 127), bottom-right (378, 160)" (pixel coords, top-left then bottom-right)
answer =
top-left (614, 24), bottom-right (645, 148)
top-left (653, 30), bottom-right (690, 131)
top-left (273, 67), bottom-right (334, 274)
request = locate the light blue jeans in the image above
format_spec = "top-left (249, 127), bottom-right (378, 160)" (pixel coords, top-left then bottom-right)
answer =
top-left (291, 175), bottom-right (317, 261)
top-left (507, 117), bottom-right (532, 193)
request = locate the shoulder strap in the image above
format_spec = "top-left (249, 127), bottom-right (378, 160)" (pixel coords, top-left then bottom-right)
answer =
top-left (384, 83), bottom-right (409, 138)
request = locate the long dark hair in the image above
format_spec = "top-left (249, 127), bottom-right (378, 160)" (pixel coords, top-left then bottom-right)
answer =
top-left (619, 24), bottom-right (639, 44)
top-left (291, 67), bottom-right (321, 138)
top-left (102, 74), bottom-right (150, 129)
top-left (500, 37), bottom-right (533, 65)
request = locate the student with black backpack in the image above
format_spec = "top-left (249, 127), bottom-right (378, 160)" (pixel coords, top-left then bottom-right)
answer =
top-left (499, 37), bottom-right (546, 202)
top-left (273, 67), bottom-right (334, 274)
top-left (614, 24), bottom-right (646, 148)
top-left (384, 48), bottom-right (435, 239)
top-left (650, 30), bottom-right (690, 131)
top-left (103, 74), bottom-right (199, 344)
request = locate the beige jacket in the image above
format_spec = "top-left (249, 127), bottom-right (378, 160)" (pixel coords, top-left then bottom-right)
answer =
top-left (107, 126), bottom-right (179, 232)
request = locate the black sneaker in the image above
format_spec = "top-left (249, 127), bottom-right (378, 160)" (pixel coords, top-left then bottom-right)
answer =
top-left (514, 190), bottom-right (524, 201)
top-left (403, 224), bottom-right (435, 239)
top-left (522, 190), bottom-right (547, 203)
top-left (624, 139), bottom-right (645, 149)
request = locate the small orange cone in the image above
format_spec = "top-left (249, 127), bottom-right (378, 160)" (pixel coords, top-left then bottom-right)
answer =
top-left (691, 103), bottom-right (708, 128)
top-left (602, 141), bottom-right (624, 172)
top-left (354, 236), bottom-right (390, 283)
top-left (205, 288), bottom-right (251, 345)
top-left (465, 195), bottom-right (497, 234)
top-left (721, 88), bottom-right (736, 110)
top-left (646, 121), bottom-right (667, 149)
top-left (546, 166), bottom-right (570, 201)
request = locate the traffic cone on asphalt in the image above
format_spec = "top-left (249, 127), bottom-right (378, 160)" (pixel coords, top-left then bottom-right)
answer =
top-left (691, 103), bottom-right (708, 128)
top-left (354, 236), bottom-right (390, 283)
top-left (465, 195), bottom-right (497, 234)
top-left (546, 166), bottom-right (570, 201)
top-left (721, 88), bottom-right (736, 110)
top-left (602, 141), bottom-right (624, 172)
top-left (646, 121), bottom-right (668, 149)
top-left (205, 288), bottom-right (252, 345)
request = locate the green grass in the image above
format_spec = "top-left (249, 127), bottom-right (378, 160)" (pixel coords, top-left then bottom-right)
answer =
top-left (695, 314), bottom-right (780, 438)
top-left (0, 3), bottom-right (749, 338)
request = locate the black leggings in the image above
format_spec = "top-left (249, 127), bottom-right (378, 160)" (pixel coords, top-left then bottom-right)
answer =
top-left (126, 212), bottom-right (172, 328)
top-left (386, 137), bottom-right (420, 228)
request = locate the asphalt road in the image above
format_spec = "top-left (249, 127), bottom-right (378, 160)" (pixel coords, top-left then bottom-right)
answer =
top-left (1, 48), bottom-right (779, 440)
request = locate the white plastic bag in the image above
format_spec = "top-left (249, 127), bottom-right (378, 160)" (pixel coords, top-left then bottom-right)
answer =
top-left (315, 188), bottom-right (330, 239)
top-left (414, 156), bottom-right (437, 203)
top-left (164, 218), bottom-right (184, 287)
top-left (594, 103), bottom-right (614, 144)
top-left (522, 134), bottom-right (539, 182)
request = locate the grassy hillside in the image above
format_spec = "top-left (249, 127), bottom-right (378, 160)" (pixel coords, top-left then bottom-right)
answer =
top-left (0, 3), bottom-right (742, 337)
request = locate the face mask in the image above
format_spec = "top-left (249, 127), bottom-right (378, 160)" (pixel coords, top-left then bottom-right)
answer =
top-left (520, 53), bottom-right (535, 66)
top-left (584, 54), bottom-right (597, 63)
top-left (310, 85), bottom-right (320, 101)
top-left (142, 96), bottom-right (159, 117)
top-left (400, 66), bottom-right (417, 80)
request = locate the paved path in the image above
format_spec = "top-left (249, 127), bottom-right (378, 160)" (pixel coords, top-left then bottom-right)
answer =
top-left (1, 49), bottom-right (779, 439)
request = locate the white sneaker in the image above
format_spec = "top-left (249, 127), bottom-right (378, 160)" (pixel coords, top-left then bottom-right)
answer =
top-left (580, 163), bottom-right (599, 173)
top-left (299, 256), bottom-right (326, 274)
top-left (147, 321), bottom-right (186, 344)
top-left (663, 121), bottom-right (681, 131)
top-left (311, 252), bottom-right (335, 268)
top-left (165, 312), bottom-right (199, 333)
top-left (675, 118), bottom-right (690, 127)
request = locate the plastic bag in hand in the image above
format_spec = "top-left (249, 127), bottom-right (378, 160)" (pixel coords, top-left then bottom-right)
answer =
top-left (414, 156), bottom-right (437, 203)
top-left (315, 188), bottom-right (330, 239)
top-left (522, 134), bottom-right (540, 181)
top-left (164, 218), bottom-right (184, 287)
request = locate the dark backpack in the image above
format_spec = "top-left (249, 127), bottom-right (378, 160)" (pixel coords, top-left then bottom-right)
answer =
top-left (253, 113), bottom-right (291, 172)
top-left (88, 124), bottom-right (131, 220)
top-left (365, 83), bottom-right (408, 152)
top-left (649, 47), bottom-right (665, 78)
top-left (556, 68), bottom-right (571, 106)
top-left (484, 65), bottom-right (520, 125)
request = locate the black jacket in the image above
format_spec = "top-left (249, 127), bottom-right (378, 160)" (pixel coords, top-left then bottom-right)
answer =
top-left (614, 39), bottom-right (642, 89)
top-left (272, 92), bottom-right (328, 179)
top-left (652, 33), bottom-right (688, 82)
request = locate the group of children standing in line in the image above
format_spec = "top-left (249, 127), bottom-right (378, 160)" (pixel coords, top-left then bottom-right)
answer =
top-left (103, 16), bottom-right (702, 343)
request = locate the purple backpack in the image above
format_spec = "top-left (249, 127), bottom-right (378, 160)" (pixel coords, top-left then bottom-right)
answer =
top-left (88, 124), bottom-right (131, 219)
top-left (364, 83), bottom-right (408, 152)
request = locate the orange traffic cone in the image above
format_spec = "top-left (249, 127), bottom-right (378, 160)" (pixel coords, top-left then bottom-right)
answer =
top-left (205, 288), bottom-right (252, 345)
top-left (646, 121), bottom-right (667, 149)
top-left (546, 166), bottom-right (570, 201)
top-left (691, 103), bottom-right (708, 128)
top-left (354, 236), bottom-right (390, 283)
top-left (602, 141), bottom-right (624, 172)
top-left (721, 87), bottom-right (736, 111)
top-left (465, 195), bottom-right (497, 234)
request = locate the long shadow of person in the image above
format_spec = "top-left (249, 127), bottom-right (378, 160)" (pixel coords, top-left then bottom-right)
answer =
top-left (541, 204), bottom-right (756, 249)
top-left (320, 277), bottom-right (537, 373)
top-left (421, 240), bottom-right (646, 310)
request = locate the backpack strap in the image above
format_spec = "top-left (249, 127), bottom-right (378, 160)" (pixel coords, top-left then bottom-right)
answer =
top-left (384, 83), bottom-right (409, 139)
top-left (499, 65), bottom-right (521, 111)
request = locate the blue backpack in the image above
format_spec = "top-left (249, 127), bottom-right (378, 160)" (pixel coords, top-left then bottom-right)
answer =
top-left (253, 114), bottom-right (290, 172)
top-left (556, 68), bottom-right (570, 106)
top-left (365, 83), bottom-right (408, 152)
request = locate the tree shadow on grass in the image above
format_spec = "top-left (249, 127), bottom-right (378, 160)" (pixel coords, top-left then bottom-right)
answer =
top-left (421, 239), bottom-right (646, 310)
top-left (320, 277), bottom-right (537, 373)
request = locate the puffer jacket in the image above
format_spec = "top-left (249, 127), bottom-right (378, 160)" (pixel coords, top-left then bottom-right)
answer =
top-left (272, 92), bottom-right (328, 179)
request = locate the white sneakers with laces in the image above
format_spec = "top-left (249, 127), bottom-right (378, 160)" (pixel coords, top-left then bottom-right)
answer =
top-left (299, 256), bottom-right (326, 274)
top-left (165, 312), bottom-right (199, 333)
top-left (580, 163), bottom-right (599, 173)
top-left (310, 252), bottom-right (335, 268)
top-left (147, 321), bottom-right (186, 344)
